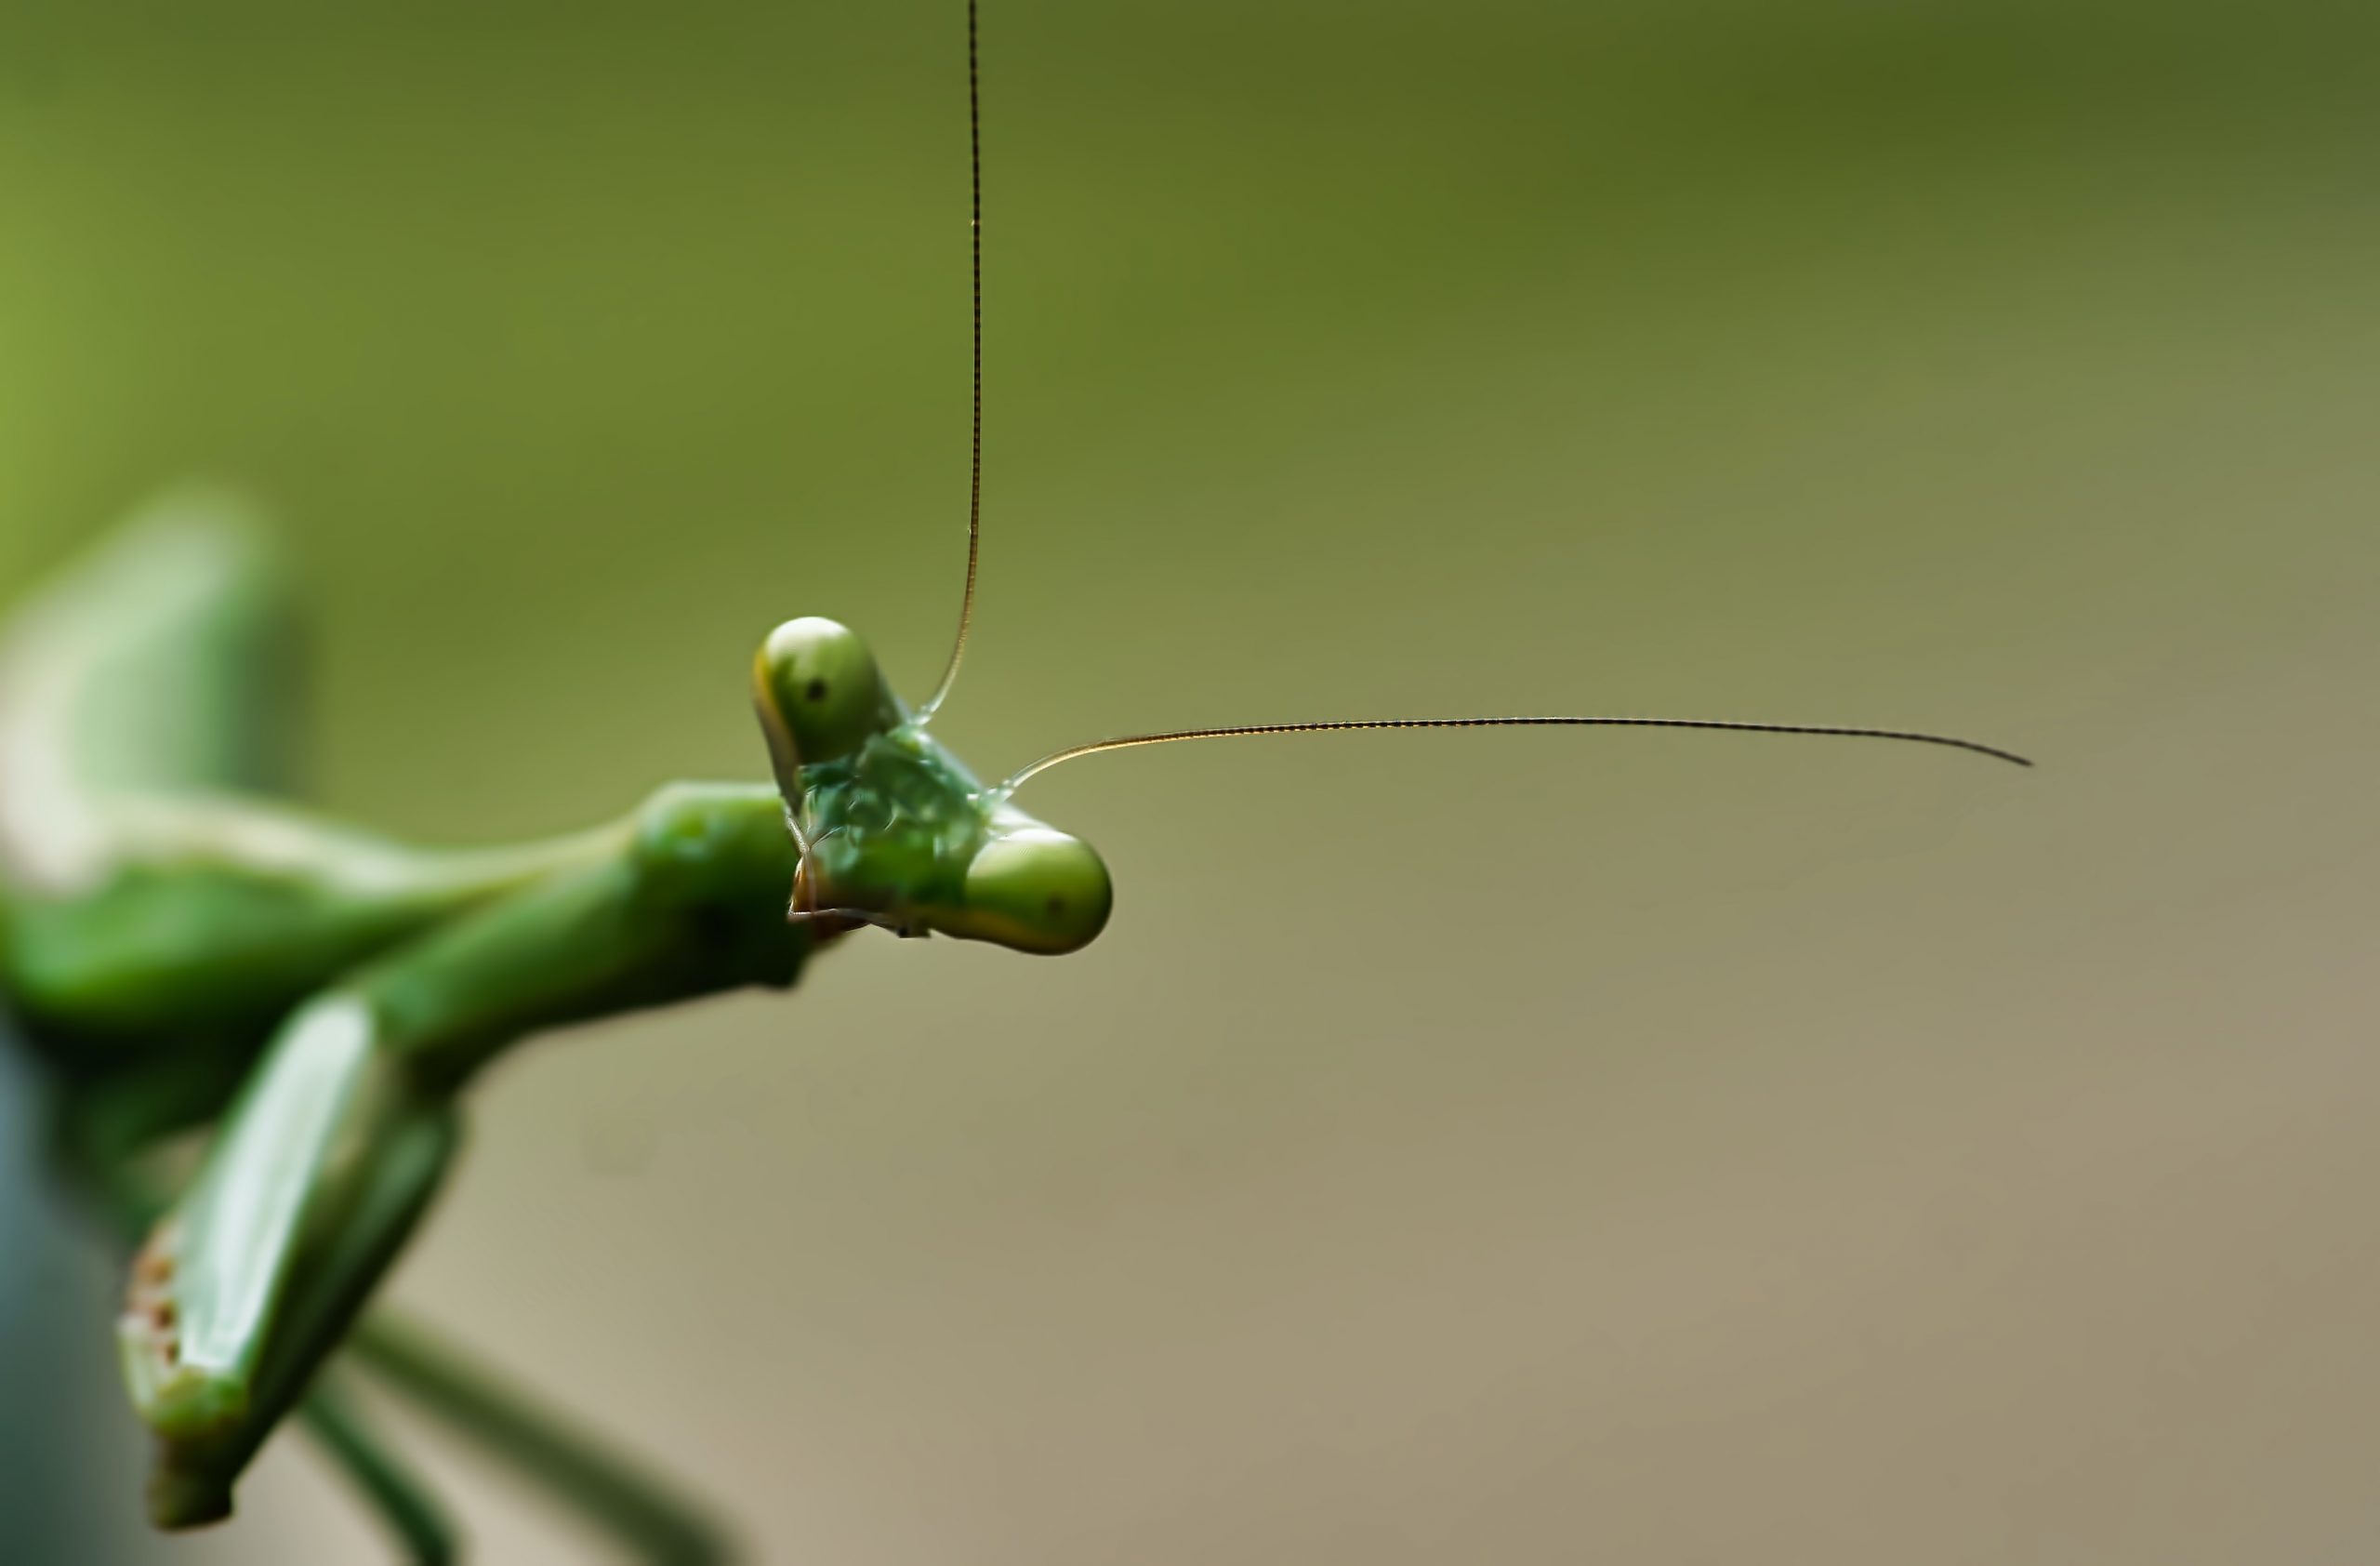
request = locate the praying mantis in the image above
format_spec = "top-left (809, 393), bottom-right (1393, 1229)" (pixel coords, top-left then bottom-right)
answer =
top-left (0, 5), bottom-right (2031, 1562)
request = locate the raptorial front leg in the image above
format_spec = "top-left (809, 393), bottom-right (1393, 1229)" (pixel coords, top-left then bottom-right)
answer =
top-left (47, 1063), bottom-right (466, 1555)
top-left (119, 1017), bottom-right (457, 1528)
top-left (117, 852), bottom-right (721, 1529)
top-left (116, 789), bottom-right (803, 1532)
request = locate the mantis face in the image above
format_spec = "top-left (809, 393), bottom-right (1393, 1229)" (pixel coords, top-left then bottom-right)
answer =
top-left (753, 617), bottom-right (1113, 955)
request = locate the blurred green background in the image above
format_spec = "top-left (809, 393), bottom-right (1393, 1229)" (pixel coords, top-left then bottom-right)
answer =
top-left (4, 1), bottom-right (2377, 1559)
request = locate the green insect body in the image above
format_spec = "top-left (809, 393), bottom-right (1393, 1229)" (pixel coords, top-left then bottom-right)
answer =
top-left (0, 6), bottom-right (2026, 1557)
top-left (0, 498), bottom-right (2023, 1558)
top-left (0, 490), bottom-right (1103, 1550)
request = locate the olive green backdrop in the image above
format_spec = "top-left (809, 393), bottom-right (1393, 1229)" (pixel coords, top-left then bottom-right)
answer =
top-left (3, 2), bottom-right (2375, 1560)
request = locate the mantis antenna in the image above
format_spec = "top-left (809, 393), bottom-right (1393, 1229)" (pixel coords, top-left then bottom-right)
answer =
top-left (997, 716), bottom-right (2031, 797)
top-left (903, 1), bottom-right (2031, 792)
top-left (916, 0), bottom-right (985, 724)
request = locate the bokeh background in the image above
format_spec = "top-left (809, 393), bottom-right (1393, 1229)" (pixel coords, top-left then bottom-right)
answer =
top-left (4, 1), bottom-right (2377, 1560)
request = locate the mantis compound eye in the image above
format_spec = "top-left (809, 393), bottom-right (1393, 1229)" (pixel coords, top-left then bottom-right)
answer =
top-left (962, 826), bottom-right (1114, 955)
top-left (753, 617), bottom-right (899, 773)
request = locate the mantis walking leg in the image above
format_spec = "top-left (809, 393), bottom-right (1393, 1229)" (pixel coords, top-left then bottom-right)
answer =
top-left (350, 1313), bottom-right (734, 1565)
top-left (299, 1372), bottom-right (459, 1566)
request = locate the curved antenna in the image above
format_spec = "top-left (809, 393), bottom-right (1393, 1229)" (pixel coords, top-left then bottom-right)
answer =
top-left (998, 714), bottom-right (2030, 796)
top-left (916, 0), bottom-right (985, 724)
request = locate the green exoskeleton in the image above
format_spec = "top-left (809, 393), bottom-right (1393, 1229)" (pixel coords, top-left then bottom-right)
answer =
top-left (0, 5), bottom-right (2030, 1561)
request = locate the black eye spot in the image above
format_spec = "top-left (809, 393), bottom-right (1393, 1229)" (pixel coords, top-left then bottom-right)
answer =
top-left (1046, 896), bottom-right (1067, 917)
top-left (804, 678), bottom-right (829, 702)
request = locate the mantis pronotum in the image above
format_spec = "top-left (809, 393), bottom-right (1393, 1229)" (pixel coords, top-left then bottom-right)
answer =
top-left (0, 4), bottom-right (2027, 1559)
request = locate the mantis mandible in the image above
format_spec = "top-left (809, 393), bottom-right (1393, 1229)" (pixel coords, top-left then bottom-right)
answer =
top-left (0, 4), bottom-right (2030, 1560)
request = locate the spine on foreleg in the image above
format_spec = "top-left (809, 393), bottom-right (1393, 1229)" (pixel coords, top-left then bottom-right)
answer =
top-left (0, 486), bottom-right (298, 904)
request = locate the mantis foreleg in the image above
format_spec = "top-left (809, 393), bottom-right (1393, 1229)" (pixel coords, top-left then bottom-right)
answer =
top-left (120, 819), bottom-right (793, 1529)
top-left (49, 1066), bottom-right (465, 1559)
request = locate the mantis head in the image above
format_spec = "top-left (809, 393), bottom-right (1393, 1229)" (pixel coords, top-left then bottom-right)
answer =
top-left (740, 5), bottom-right (2028, 955)
top-left (747, 599), bottom-right (2030, 957)
top-left (753, 617), bottom-right (1114, 955)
